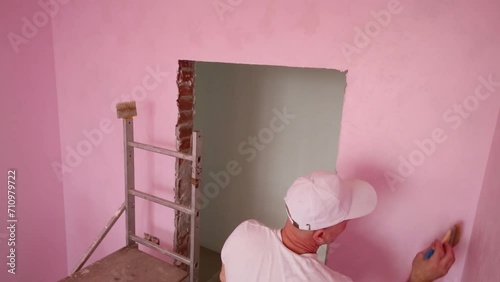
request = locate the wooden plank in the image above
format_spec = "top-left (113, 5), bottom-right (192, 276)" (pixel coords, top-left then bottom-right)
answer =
top-left (60, 246), bottom-right (188, 282)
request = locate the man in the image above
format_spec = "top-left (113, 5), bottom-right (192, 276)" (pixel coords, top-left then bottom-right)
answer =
top-left (219, 170), bottom-right (455, 281)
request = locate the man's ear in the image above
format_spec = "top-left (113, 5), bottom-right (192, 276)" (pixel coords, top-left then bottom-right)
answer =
top-left (312, 229), bottom-right (327, 245)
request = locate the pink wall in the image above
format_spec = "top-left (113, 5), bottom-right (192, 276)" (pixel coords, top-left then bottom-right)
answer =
top-left (49, 0), bottom-right (500, 281)
top-left (461, 109), bottom-right (500, 281)
top-left (52, 0), bottom-right (180, 269)
top-left (0, 1), bottom-right (68, 281)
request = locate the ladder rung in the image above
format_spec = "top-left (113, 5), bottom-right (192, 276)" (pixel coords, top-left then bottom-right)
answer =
top-left (129, 141), bottom-right (193, 161)
top-left (129, 189), bottom-right (192, 215)
top-left (129, 234), bottom-right (191, 266)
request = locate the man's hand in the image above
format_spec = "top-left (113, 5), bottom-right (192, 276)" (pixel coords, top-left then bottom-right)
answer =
top-left (408, 240), bottom-right (455, 282)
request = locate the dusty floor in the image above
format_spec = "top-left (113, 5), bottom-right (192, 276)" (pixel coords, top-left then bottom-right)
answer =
top-left (60, 246), bottom-right (187, 282)
top-left (200, 246), bottom-right (221, 282)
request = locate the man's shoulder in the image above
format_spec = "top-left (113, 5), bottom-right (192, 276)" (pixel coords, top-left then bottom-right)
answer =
top-left (236, 219), bottom-right (268, 230)
top-left (223, 219), bottom-right (276, 250)
top-left (230, 219), bottom-right (273, 239)
top-left (222, 219), bottom-right (275, 260)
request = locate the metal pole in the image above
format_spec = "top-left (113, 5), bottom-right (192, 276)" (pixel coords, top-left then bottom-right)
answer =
top-left (71, 203), bottom-right (126, 274)
top-left (124, 118), bottom-right (136, 246)
top-left (189, 131), bottom-right (202, 282)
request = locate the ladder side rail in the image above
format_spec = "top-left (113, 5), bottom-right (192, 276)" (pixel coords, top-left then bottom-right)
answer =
top-left (189, 131), bottom-right (202, 282)
top-left (124, 118), bottom-right (136, 246)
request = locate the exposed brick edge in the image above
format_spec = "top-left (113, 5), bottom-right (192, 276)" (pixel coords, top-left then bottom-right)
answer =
top-left (174, 60), bottom-right (195, 271)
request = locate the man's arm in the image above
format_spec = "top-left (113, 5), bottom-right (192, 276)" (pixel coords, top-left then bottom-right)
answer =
top-left (408, 240), bottom-right (456, 282)
top-left (219, 264), bottom-right (226, 282)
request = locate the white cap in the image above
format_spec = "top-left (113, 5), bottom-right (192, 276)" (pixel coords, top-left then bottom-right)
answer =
top-left (284, 171), bottom-right (377, 231)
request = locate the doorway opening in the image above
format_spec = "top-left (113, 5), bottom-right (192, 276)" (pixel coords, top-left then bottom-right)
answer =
top-left (173, 60), bottom-right (347, 281)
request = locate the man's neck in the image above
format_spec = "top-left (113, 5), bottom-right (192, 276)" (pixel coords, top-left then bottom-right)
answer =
top-left (280, 227), bottom-right (318, 255)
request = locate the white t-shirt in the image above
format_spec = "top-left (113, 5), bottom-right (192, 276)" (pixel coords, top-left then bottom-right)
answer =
top-left (221, 220), bottom-right (353, 282)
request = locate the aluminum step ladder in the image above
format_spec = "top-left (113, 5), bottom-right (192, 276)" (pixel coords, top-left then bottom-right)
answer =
top-left (62, 101), bottom-right (201, 282)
